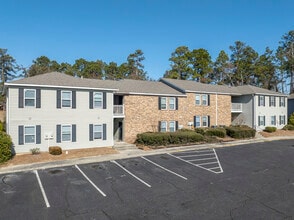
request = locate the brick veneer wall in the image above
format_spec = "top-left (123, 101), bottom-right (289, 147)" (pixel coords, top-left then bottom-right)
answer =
top-left (123, 93), bottom-right (232, 143)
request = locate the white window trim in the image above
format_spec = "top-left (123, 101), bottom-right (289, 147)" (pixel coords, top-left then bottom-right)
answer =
top-left (270, 96), bottom-right (276, 106)
top-left (24, 125), bottom-right (36, 144)
top-left (169, 97), bottom-right (176, 110)
top-left (93, 124), bottom-right (103, 140)
top-left (259, 116), bottom-right (265, 126)
top-left (169, 121), bottom-right (176, 132)
top-left (195, 94), bottom-right (201, 106)
top-left (202, 116), bottom-right (208, 127)
top-left (24, 89), bottom-right (36, 107)
top-left (161, 121), bottom-right (167, 132)
top-left (195, 116), bottom-right (201, 128)
top-left (61, 124), bottom-right (72, 142)
top-left (161, 97), bottom-right (167, 110)
top-left (259, 96), bottom-right (265, 106)
top-left (61, 91), bottom-right (72, 108)
top-left (93, 92), bottom-right (103, 109)
top-left (202, 94), bottom-right (208, 106)
top-left (271, 116), bottom-right (276, 125)
top-left (280, 97), bottom-right (285, 107)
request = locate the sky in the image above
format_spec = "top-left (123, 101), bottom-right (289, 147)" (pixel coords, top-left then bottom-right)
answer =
top-left (1, 0), bottom-right (294, 80)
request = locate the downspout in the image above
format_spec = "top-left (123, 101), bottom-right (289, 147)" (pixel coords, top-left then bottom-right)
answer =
top-left (215, 93), bottom-right (218, 126)
top-left (252, 94), bottom-right (255, 129)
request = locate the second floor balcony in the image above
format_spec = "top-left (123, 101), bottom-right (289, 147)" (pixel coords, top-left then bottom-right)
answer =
top-left (113, 105), bottom-right (125, 117)
top-left (231, 103), bottom-right (242, 112)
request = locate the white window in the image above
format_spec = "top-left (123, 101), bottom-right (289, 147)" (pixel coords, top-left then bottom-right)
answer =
top-left (195, 116), bottom-right (201, 127)
top-left (202, 95), bottom-right (208, 105)
top-left (279, 97), bottom-right (285, 107)
top-left (93, 92), bottom-right (103, 108)
top-left (195, 94), bottom-right (200, 105)
top-left (271, 116), bottom-right (276, 125)
top-left (160, 97), bottom-right (167, 110)
top-left (169, 121), bottom-right (175, 132)
top-left (280, 115), bottom-right (285, 125)
top-left (259, 96), bottom-right (265, 106)
top-left (202, 116), bottom-right (208, 127)
top-left (270, 96), bottom-right (276, 106)
top-left (160, 121), bottom-right (167, 132)
top-left (93, 125), bottom-right (103, 139)
top-left (258, 116), bottom-right (265, 126)
top-left (62, 91), bottom-right (72, 107)
top-left (24, 126), bottom-right (35, 144)
top-left (62, 125), bottom-right (71, 142)
top-left (169, 97), bottom-right (175, 110)
top-left (24, 89), bottom-right (36, 107)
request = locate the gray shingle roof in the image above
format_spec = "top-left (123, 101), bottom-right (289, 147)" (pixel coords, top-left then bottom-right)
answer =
top-left (232, 85), bottom-right (287, 96)
top-left (288, 93), bottom-right (294, 99)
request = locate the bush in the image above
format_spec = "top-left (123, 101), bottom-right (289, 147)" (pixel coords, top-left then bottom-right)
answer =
top-left (136, 131), bottom-right (204, 147)
top-left (288, 113), bottom-right (294, 125)
top-left (282, 124), bottom-right (294, 130)
top-left (49, 146), bottom-right (62, 155)
top-left (264, 126), bottom-right (277, 133)
top-left (195, 128), bottom-right (206, 135)
top-left (225, 125), bottom-right (256, 139)
top-left (205, 128), bottom-right (226, 138)
top-left (30, 148), bottom-right (40, 155)
top-left (0, 121), bottom-right (4, 132)
top-left (0, 131), bottom-right (13, 163)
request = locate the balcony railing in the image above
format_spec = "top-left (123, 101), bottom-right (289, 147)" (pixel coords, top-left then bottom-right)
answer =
top-left (231, 103), bottom-right (242, 112)
top-left (113, 105), bottom-right (124, 117)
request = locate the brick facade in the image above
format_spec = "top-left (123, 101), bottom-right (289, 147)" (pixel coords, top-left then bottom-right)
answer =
top-left (123, 93), bottom-right (232, 143)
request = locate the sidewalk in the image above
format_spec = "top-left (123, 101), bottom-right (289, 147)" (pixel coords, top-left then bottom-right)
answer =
top-left (0, 135), bottom-right (293, 174)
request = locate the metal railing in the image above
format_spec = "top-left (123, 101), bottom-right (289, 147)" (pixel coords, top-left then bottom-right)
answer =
top-left (113, 105), bottom-right (124, 116)
top-left (231, 103), bottom-right (242, 112)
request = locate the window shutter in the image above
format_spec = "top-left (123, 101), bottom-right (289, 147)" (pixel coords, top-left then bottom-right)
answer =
top-left (19, 88), bottom-right (24, 108)
top-left (258, 116), bottom-right (261, 126)
top-left (57, 90), bottom-right (61, 109)
top-left (175, 121), bottom-right (179, 130)
top-left (194, 116), bottom-right (196, 128)
top-left (158, 97), bottom-right (162, 110)
top-left (36, 89), bottom-right (41, 108)
top-left (269, 97), bottom-right (271, 107)
top-left (18, 125), bottom-right (24, 145)
top-left (103, 124), bottom-right (107, 140)
top-left (36, 125), bottom-right (41, 144)
top-left (89, 92), bottom-right (93, 109)
top-left (89, 124), bottom-right (93, 141)
top-left (72, 91), bottom-right (76, 109)
top-left (207, 95), bottom-right (210, 106)
top-left (263, 116), bottom-right (266, 126)
top-left (72, 124), bottom-right (76, 142)
top-left (264, 96), bottom-right (266, 107)
top-left (158, 121), bottom-right (161, 132)
top-left (56, 125), bottom-right (61, 143)
top-left (207, 116), bottom-right (210, 127)
top-left (103, 92), bottom-right (107, 109)
top-left (258, 96), bottom-right (260, 106)
top-left (175, 97), bottom-right (178, 110)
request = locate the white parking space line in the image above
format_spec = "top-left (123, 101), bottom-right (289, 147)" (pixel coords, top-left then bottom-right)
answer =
top-left (34, 170), bottom-right (50, 208)
top-left (75, 165), bottom-right (106, 197)
top-left (179, 153), bottom-right (215, 157)
top-left (174, 149), bottom-right (213, 154)
top-left (111, 160), bottom-right (152, 188)
top-left (141, 156), bottom-right (188, 180)
top-left (188, 157), bottom-right (216, 162)
top-left (213, 148), bottom-right (224, 173)
top-left (197, 161), bottom-right (218, 166)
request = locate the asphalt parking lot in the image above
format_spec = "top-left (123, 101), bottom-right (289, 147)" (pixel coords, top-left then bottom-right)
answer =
top-left (1, 140), bottom-right (294, 219)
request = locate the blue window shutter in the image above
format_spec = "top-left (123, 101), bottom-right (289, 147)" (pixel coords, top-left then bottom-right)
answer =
top-left (158, 97), bottom-right (162, 110)
top-left (72, 124), bottom-right (76, 142)
top-left (103, 92), bottom-right (107, 109)
top-left (89, 124), bottom-right (93, 141)
top-left (72, 91), bottom-right (76, 109)
top-left (56, 125), bottom-right (61, 143)
top-left (57, 90), bottom-right (61, 109)
top-left (18, 125), bottom-right (24, 145)
top-left (89, 92), bottom-right (93, 109)
top-left (208, 116), bottom-right (210, 127)
top-left (36, 125), bottom-right (41, 144)
top-left (103, 124), bottom-right (107, 140)
top-left (36, 89), bottom-right (41, 108)
top-left (194, 116), bottom-right (196, 128)
top-left (207, 95), bottom-right (210, 106)
top-left (19, 88), bottom-right (24, 108)
top-left (269, 96), bottom-right (271, 107)
top-left (175, 121), bottom-right (179, 130)
top-left (175, 97), bottom-right (178, 110)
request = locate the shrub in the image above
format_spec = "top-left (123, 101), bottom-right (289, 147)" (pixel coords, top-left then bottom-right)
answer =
top-left (195, 128), bottom-right (206, 135)
top-left (0, 131), bottom-right (13, 163)
top-left (205, 128), bottom-right (226, 138)
top-left (288, 113), bottom-right (294, 125)
top-left (225, 125), bottom-right (256, 139)
top-left (264, 126), bottom-right (277, 133)
top-left (0, 121), bottom-right (4, 132)
top-left (30, 148), bottom-right (40, 155)
top-left (136, 131), bottom-right (204, 147)
top-left (49, 146), bottom-right (62, 155)
top-left (282, 124), bottom-right (294, 130)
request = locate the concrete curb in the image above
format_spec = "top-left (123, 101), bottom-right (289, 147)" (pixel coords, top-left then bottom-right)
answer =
top-left (0, 136), bottom-right (293, 174)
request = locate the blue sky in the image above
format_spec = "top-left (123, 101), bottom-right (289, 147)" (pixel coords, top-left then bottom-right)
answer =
top-left (1, 0), bottom-right (294, 80)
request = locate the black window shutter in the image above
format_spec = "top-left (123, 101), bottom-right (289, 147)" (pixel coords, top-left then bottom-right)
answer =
top-left (72, 91), bottom-right (76, 109)
top-left (194, 116), bottom-right (197, 128)
top-left (19, 88), bottom-right (24, 108)
top-left (89, 92), bottom-right (93, 109)
top-left (89, 124), bottom-right (93, 141)
top-left (36, 89), bottom-right (41, 108)
top-left (56, 125), bottom-right (61, 143)
top-left (57, 90), bottom-right (61, 108)
top-left (263, 116), bottom-right (266, 126)
top-left (36, 125), bottom-right (41, 144)
top-left (258, 116), bottom-right (260, 126)
top-left (208, 116), bottom-right (210, 127)
top-left (258, 96), bottom-right (260, 106)
top-left (158, 121), bottom-right (161, 132)
top-left (207, 95), bottom-right (210, 106)
top-left (175, 97), bottom-right (178, 110)
top-left (103, 92), bottom-right (107, 109)
top-left (72, 124), bottom-right (76, 142)
top-left (18, 125), bottom-right (24, 145)
top-left (175, 121), bottom-right (179, 130)
top-left (264, 96), bottom-right (266, 106)
top-left (103, 124), bottom-right (107, 140)
top-left (269, 97), bottom-right (271, 107)
top-left (158, 97), bottom-right (162, 110)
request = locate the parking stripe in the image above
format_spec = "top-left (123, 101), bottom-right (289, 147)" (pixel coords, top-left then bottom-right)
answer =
top-left (111, 160), bottom-right (152, 188)
top-left (75, 165), bottom-right (106, 197)
top-left (188, 157), bottom-right (216, 162)
top-left (34, 170), bottom-right (50, 208)
top-left (179, 153), bottom-right (215, 157)
top-left (141, 156), bottom-right (188, 180)
top-left (213, 148), bottom-right (224, 173)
